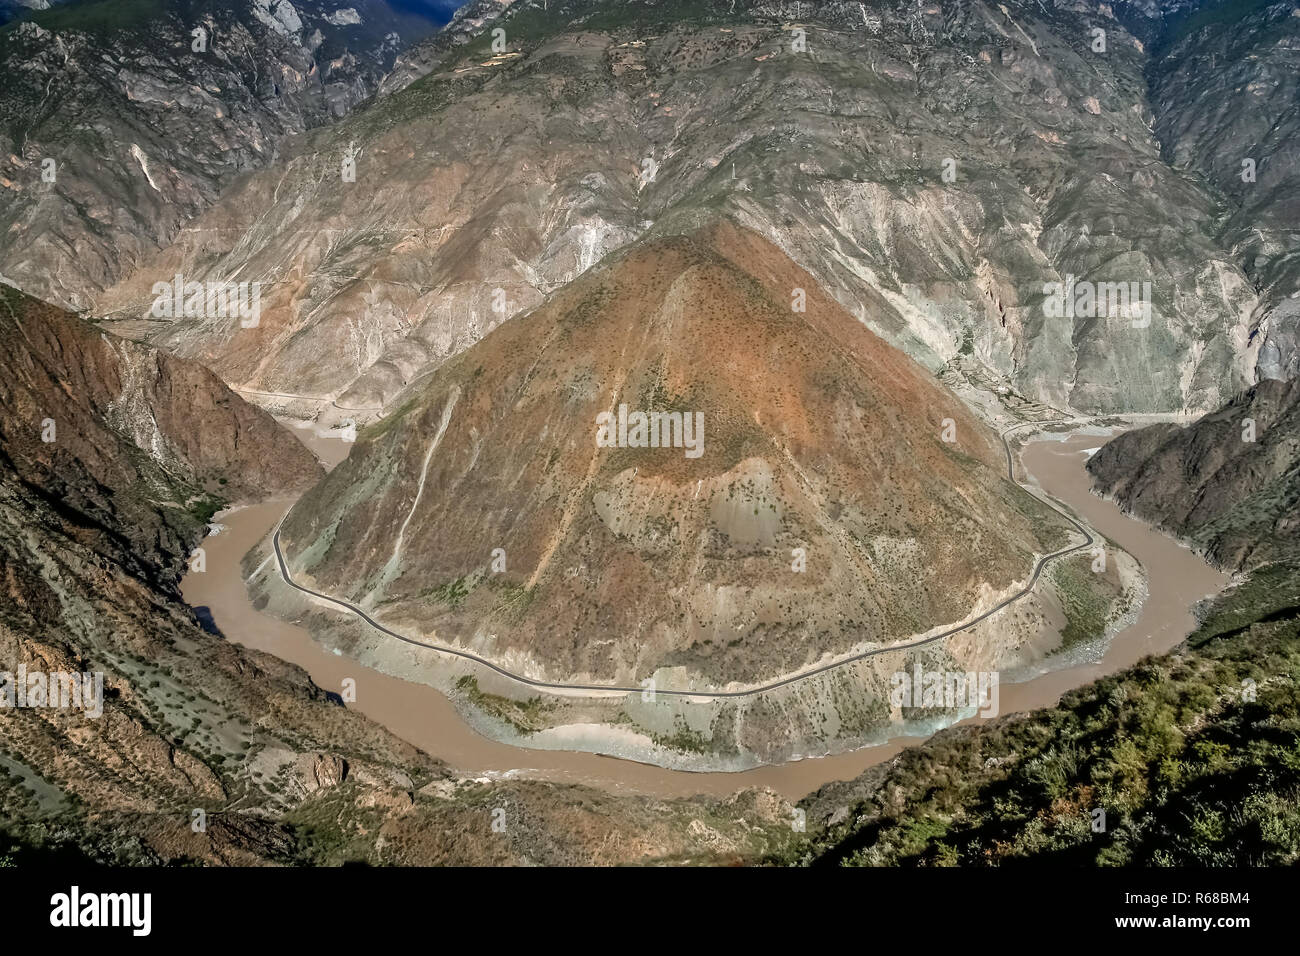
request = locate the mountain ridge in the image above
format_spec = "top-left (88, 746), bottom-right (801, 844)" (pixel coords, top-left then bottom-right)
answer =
top-left (0, 0), bottom-right (451, 311)
top-left (85, 0), bottom-right (1277, 422)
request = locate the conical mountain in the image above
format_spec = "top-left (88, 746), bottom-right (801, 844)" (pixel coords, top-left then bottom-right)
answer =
top-left (279, 222), bottom-right (1067, 685)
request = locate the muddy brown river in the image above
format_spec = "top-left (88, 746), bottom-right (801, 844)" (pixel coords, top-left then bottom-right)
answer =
top-left (182, 428), bottom-right (1228, 800)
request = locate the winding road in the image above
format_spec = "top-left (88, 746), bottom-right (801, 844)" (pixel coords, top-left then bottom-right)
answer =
top-left (270, 419), bottom-right (1095, 701)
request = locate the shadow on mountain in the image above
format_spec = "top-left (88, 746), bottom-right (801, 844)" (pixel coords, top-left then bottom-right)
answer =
top-left (191, 606), bottom-right (224, 638)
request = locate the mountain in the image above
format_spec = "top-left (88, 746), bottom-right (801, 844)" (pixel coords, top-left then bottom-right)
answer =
top-left (274, 222), bottom-right (1073, 691)
top-left (1142, 0), bottom-right (1300, 383)
top-left (0, 282), bottom-right (322, 586)
top-left (1087, 376), bottom-right (1300, 571)
top-left (0, 0), bottom-right (451, 312)
top-left (3, 1), bottom-right (1295, 871)
top-left (376, 0), bottom-right (522, 94)
top-left (0, 283), bottom-right (799, 865)
top-left (84, 0), bottom-right (1277, 423)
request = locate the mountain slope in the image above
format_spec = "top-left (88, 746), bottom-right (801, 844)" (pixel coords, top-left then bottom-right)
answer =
top-left (276, 222), bottom-right (1071, 688)
top-left (0, 283), bottom-right (361, 862)
top-left (782, 568), bottom-right (1300, 866)
top-left (0, 283), bottom-right (322, 588)
top-left (0, 0), bottom-right (449, 311)
top-left (1143, 0), bottom-right (1300, 383)
top-left (1087, 376), bottom-right (1300, 571)
top-left (0, 283), bottom-right (797, 866)
top-left (93, 0), bottom-right (1262, 419)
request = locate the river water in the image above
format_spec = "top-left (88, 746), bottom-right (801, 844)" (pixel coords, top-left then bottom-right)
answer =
top-left (181, 429), bottom-right (1227, 800)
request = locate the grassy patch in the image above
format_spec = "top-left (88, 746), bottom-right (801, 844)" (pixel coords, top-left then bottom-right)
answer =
top-left (357, 397), bottom-right (419, 444)
top-left (426, 576), bottom-right (472, 609)
top-left (489, 579), bottom-right (535, 623)
top-left (1050, 554), bottom-right (1116, 652)
top-left (649, 715), bottom-right (712, 755)
top-left (455, 676), bottom-right (556, 734)
top-left (186, 494), bottom-right (224, 526)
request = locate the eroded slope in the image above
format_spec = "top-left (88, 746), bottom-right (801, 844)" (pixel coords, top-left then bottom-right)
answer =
top-left (278, 223), bottom-right (1071, 687)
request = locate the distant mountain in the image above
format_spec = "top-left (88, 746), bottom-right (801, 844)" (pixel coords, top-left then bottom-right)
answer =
top-left (1143, 0), bottom-right (1300, 383)
top-left (0, 0), bottom-right (451, 311)
top-left (82, 0), bottom-right (1292, 419)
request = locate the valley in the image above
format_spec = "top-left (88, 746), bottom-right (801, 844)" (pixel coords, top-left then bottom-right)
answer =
top-left (0, 0), bottom-right (1295, 880)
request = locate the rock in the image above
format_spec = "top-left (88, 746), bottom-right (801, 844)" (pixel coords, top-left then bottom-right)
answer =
top-left (0, 0), bottom-right (447, 312)
top-left (308, 752), bottom-right (348, 791)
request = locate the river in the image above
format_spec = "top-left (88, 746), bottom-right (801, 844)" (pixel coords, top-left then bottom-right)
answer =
top-left (180, 427), bottom-right (1227, 800)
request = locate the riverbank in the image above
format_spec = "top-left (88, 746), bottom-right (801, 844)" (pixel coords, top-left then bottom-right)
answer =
top-left (182, 424), bottom-right (1226, 799)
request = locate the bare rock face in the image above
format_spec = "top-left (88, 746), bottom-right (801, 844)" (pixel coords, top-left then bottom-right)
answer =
top-left (0, 0), bottom-right (449, 311)
top-left (1143, 1), bottom-right (1300, 386)
top-left (356, 788), bottom-right (414, 813)
top-left (90, 0), bottom-right (1275, 419)
top-left (297, 752), bottom-right (349, 792)
top-left (280, 222), bottom-right (1069, 685)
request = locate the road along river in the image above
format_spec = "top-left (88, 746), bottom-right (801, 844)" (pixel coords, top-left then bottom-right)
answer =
top-left (182, 427), bottom-right (1227, 800)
